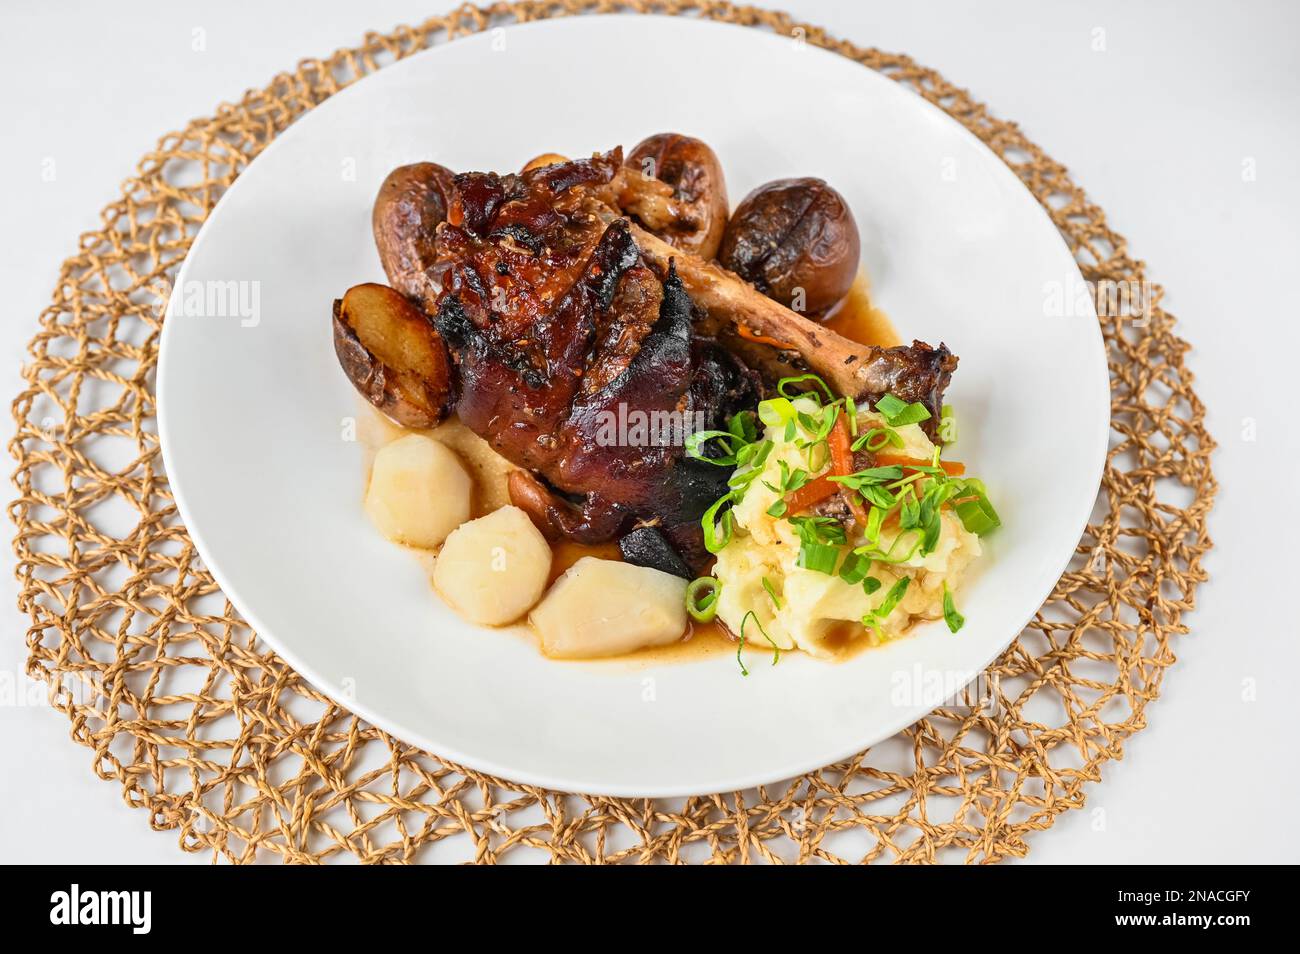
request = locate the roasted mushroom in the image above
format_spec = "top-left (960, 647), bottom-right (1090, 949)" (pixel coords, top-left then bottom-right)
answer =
top-left (625, 133), bottom-right (729, 260)
top-left (372, 162), bottom-right (457, 311)
top-left (332, 282), bottom-right (454, 428)
top-left (717, 177), bottom-right (861, 317)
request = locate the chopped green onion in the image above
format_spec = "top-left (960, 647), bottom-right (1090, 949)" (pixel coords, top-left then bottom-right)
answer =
top-left (851, 426), bottom-right (905, 454)
top-left (729, 410), bottom-right (758, 444)
top-left (797, 540), bottom-right (840, 575)
top-left (684, 428), bottom-right (741, 465)
top-left (875, 393), bottom-right (932, 427)
top-left (942, 582), bottom-right (964, 634)
top-left (686, 576), bottom-right (721, 622)
top-left (728, 440), bottom-right (774, 497)
top-left (737, 610), bottom-right (780, 674)
top-left (952, 479), bottom-right (1001, 536)
top-left (777, 373), bottom-right (835, 405)
top-left (862, 576), bottom-right (882, 595)
top-left (830, 465), bottom-right (905, 493)
top-left (757, 397), bottom-right (797, 430)
top-left (863, 576), bottom-right (910, 634)
top-left (766, 499), bottom-right (788, 518)
top-left (789, 515), bottom-right (846, 545)
top-left (761, 576), bottom-right (782, 610)
top-left (795, 402), bottom-right (840, 448)
top-left (845, 396), bottom-right (858, 436)
top-left (838, 552), bottom-right (871, 585)
top-left (864, 506), bottom-right (883, 544)
top-left (702, 492), bottom-right (737, 553)
top-left (856, 532), bottom-right (924, 565)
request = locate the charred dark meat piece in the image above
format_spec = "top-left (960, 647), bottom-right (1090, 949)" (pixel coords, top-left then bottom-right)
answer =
top-left (430, 149), bottom-right (756, 569)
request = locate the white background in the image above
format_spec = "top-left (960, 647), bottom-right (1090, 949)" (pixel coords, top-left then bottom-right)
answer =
top-left (1, 0), bottom-right (1296, 864)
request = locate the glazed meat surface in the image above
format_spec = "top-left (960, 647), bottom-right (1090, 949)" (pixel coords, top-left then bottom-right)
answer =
top-left (430, 150), bottom-right (755, 568)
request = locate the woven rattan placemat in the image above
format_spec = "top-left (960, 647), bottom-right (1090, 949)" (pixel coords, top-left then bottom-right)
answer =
top-left (8, 1), bottom-right (1216, 864)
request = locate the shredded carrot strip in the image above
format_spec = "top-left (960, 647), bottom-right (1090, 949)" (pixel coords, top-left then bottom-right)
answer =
top-left (735, 324), bottom-right (794, 350)
top-left (829, 417), bottom-right (871, 529)
top-left (873, 454), bottom-right (966, 477)
top-left (784, 475), bottom-right (839, 514)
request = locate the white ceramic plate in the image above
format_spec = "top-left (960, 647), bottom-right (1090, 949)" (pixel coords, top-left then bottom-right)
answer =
top-left (157, 15), bottom-right (1107, 796)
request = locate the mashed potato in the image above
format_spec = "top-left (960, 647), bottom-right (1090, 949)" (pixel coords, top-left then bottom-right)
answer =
top-left (712, 399), bottom-right (982, 658)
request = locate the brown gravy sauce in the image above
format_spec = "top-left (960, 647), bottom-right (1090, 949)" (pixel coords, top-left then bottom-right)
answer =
top-left (823, 270), bottom-right (902, 349)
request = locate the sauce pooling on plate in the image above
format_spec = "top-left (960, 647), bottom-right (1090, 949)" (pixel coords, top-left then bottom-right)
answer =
top-left (823, 271), bottom-right (902, 349)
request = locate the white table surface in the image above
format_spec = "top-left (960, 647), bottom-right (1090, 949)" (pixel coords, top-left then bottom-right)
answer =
top-left (2, 0), bottom-right (1296, 865)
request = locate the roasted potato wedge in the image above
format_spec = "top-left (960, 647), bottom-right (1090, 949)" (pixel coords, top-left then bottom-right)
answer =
top-left (332, 282), bottom-right (453, 428)
top-left (372, 161), bottom-right (456, 308)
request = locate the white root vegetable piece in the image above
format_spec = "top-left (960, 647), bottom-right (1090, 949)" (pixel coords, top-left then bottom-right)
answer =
top-left (530, 557), bottom-right (688, 659)
top-left (365, 433), bottom-right (471, 548)
top-left (432, 506), bottom-right (551, 625)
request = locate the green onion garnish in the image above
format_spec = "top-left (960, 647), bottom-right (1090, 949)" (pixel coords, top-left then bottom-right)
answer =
top-left (874, 393), bottom-right (932, 427)
top-left (952, 479), bottom-right (1001, 536)
top-left (684, 428), bottom-right (742, 466)
top-left (701, 492), bottom-right (737, 553)
top-left (862, 576), bottom-right (882, 595)
top-left (736, 610), bottom-right (780, 675)
top-left (797, 540), bottom-right (840, 575)
top-left (864, 506), bottom-right (883, 544)
top-left (729, 410), bottom-right (759, 444)
top-left (830, 465), bottom-right (905, 490)
top-left (851, 426), bottom-right (905, 454)
top-left (788, 515), bottom-right (846, 545)
top-left (777, 373), bottom-right (835, 405)
top-left (863, 576), bottom-right (910, 635)
top-left (685, 576), bottom-right (721, 623)
top-left (757, 396), bottom-right (797, 432)
top-left (942, 582), bottom-right (964, 634)
top-left (761, 576), bottom-right (782, 610)
top-left (838, 552), bottom-right (871, 585)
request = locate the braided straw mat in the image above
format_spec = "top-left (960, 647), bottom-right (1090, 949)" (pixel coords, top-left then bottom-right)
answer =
top-left (9, 1), bottom-right (1216, 864)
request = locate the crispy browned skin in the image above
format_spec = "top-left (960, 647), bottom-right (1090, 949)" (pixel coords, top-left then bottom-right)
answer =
top-left (372, 162), bottom-right (456, 311)
top-left (429, 150), bottom-right (755, 567)
top-left (332, 283), bottom-right (453, 428)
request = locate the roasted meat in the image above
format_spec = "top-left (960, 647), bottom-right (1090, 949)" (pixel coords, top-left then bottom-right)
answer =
top-left (340, 145), bottom-right (960, 567)
top-left (429, 149), bottom-right (755, 568)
